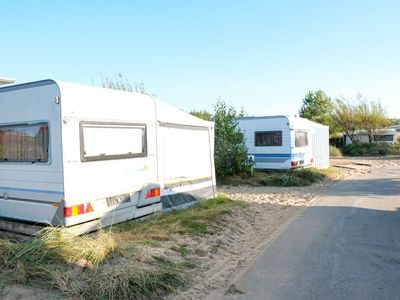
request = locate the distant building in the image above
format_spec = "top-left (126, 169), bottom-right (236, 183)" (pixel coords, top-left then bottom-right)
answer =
top-left (387, 125), bottom-right (400, 133)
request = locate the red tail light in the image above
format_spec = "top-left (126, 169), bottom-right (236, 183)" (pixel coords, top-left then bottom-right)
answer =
top-left (146, 187), bottom-right (161, 199)
top-left (291, 161), bottom-right (299, 167)
top-left (77, 204), bottom-right (84, 215)
top-left (64, 207), bottom-right (72, 218)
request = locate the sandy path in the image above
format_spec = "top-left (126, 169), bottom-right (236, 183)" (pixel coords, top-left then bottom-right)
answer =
top-left (169, 158), bottom-right (400, 300)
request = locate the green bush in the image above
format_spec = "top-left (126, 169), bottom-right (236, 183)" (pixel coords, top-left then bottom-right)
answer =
top-left (214, 98), bottom-right (253, 178)
top-left (329, 145), bottom-right (342, 157)
top-left (342, 142), bottom-right (392, 156)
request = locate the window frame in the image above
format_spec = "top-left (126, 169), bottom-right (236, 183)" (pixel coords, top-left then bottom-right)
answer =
top-left (294, 130), bottom-right (309, 148)
top-left (79, 121), bottom-right (148, 162)
top-left (254, 131), bottom-right (283, 147)
top-left (0, 121), bottom-right (50, 163)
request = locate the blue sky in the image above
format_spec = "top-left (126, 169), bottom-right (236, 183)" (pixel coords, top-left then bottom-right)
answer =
top-left (2, 0), bottom-right (400, 117)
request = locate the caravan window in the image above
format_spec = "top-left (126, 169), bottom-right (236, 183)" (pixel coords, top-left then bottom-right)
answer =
top-left (374, 134), bottom-right (394, 142)
top-left (80, 122), bottom-right (147, 161)
top-left (255, 131), bottom-right (282, 146)
top-left (0, 122), bottom-right (49, 162)
top-left (295, 130), bottom-right (309, 147)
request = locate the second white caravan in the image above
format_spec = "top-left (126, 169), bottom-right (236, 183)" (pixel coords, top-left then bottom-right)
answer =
top-left (238, 115), bottom-right (328, 170)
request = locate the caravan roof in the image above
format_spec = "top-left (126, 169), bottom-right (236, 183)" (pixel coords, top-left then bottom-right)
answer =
top-left (238, 115), bottom-right (318, 130)
top-left (0, 79), bottom-right (213, 129)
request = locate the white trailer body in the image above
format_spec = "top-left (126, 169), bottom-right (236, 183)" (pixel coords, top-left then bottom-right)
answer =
top-left (0, 80), bottom-right (215, 234)
top-left (344, 129), bottom-right (397, 145)
top-left (239, 116), bottom-right (315, 170)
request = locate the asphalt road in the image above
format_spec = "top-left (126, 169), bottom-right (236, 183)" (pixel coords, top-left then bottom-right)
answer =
top-left (222, 165), bottom-right (400, 300)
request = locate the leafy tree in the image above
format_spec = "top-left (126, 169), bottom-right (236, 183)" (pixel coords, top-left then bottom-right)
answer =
top-left (213, 97), bottom-right (252, 178)
top-left (332, 98), bottom-right (362, 143)
top-left (333, 95), bottom-right (390, 143)
top-left (299, 90), bottom-right (333, 123)
top-left (189, 110), bottom-right (213, 121)
top-left (299, 90), bottom-right (337, 134)
top-left (355, 96), bottom-right (390, 143)
top-left (388, 118), bottom-right (400, 125)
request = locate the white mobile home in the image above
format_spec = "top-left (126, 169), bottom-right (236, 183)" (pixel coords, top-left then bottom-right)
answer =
top-left (238, 116), bottom-right (329, 170)
top-left (344, 129), bottom-right (397, 145)
top-left (0, 80), bottom-right (216, 235)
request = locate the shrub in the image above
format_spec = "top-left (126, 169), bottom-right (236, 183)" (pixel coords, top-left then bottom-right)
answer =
top-left (329, 145), bottom-right (342, 157)
top-left (276, 169), bottom-right (326, 187)
top-left (214, 98), bottom-right (253, 178)
top-left (342, 142), bottom-right (391, 156)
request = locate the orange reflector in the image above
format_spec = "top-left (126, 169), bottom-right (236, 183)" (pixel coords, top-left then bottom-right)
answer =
top-left (51, 203), bottom-right (60, 207)
top-left (86, 202), bottom-right (94, 213)
top-left (145, 187), bottom-right (161, 199)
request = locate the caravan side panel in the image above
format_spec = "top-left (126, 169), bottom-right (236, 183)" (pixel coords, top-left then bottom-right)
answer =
top-left (0, 81), bottom-right (64, 225)
top-left (59, 83), bottom-right (160, 227)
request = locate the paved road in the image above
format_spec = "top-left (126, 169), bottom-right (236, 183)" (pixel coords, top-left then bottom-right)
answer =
top-left (223, 165), bottom-right (400, 300)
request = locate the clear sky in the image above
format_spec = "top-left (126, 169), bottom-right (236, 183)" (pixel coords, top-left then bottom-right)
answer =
top-left (2, 0), bottom-right (400, 117)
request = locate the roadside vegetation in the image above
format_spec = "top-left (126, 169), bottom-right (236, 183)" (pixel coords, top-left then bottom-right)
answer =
top-left (0, 195), bottom-right (245, 300)
top-left (342, 143), bottom-right (400, 156)
top-left (300, 90), bottom-right (399, 158)
top-left (221, 168), bottom-right (331, 187)
top-left (329, 145), bottom-right (342, 157)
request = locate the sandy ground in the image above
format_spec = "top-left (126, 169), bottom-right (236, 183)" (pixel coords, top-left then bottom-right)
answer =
top-left (168, 157), bottom-right (400, 300)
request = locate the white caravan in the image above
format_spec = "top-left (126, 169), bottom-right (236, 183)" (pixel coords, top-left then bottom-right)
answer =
top-left (0, 80), bottom-right (216, 235)
top-left (238, 116), bottom-right (329, 170)
top-left (344, 129), bottom-right (397, 145)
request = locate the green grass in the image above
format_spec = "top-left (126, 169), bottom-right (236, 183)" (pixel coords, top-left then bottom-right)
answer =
top-left (113, 195), bottom-right (246, 241)
top-left (222, 168), bottom-right (328, 187)
top-left (0, 194), bottom-right (244, 299)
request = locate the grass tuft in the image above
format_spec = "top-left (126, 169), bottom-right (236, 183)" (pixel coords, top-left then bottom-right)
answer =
top-left (80, 257), bottom-right (195, 300)
top-left (0, 228), bottom-right (115, 286)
